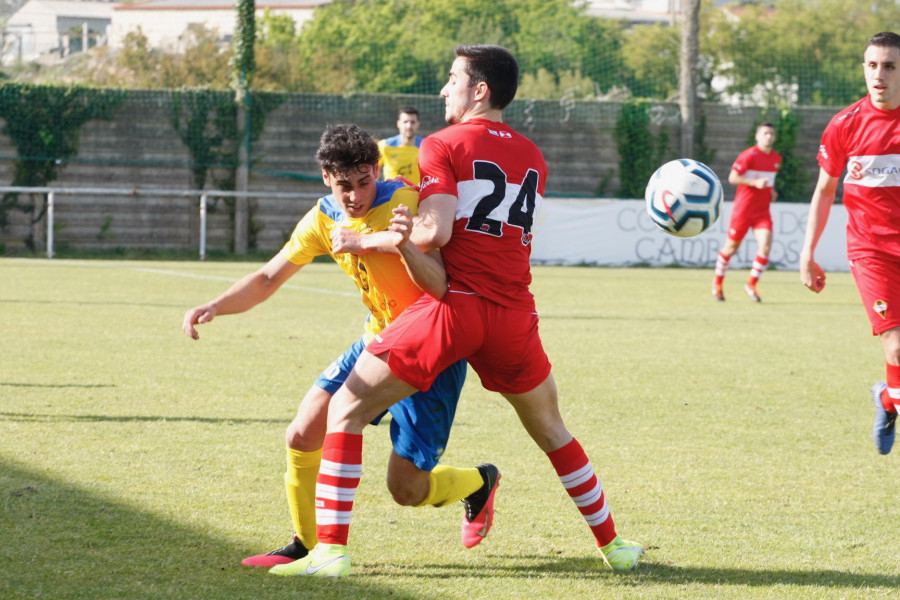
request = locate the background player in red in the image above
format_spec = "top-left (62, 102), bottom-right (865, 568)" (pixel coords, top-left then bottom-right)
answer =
top-left (713, 122), bottom-right (781, 302)
top-left (800, 31), bottom-right (900, 455)
top-left (271, 44), bottom-right (644, 577)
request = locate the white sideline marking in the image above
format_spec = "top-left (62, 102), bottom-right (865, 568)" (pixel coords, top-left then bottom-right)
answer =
top-left (130, 267), bottom-right (360, 297)
top-left (8, 259), bottom-right (360, 298)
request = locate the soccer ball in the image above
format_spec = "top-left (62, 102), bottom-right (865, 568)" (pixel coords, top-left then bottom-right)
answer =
top-left (645, 159), bottom-right (723, 237)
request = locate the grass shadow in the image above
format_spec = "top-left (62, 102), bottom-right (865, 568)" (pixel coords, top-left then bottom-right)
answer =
top-left (0, 411), bottom-right (287, 425)
top-left (407, 555), bottom-right (900, 589)
top-left (0, 458), bottom-right (432, 600)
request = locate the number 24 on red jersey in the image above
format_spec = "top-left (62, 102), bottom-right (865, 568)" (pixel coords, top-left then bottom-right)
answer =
top-left (456, 160), bottom-right (542, 246)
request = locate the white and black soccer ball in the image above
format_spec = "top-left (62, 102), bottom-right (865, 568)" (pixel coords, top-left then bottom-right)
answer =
top-left (644, 159), bottom-right (723, 238)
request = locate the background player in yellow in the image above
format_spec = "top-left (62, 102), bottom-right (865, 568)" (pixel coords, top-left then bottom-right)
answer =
top-left (182, 124), bottom-right (497, 571)
top-left (378, 106), bottom-right (423, 184)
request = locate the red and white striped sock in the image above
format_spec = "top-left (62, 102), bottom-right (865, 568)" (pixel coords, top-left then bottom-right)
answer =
top-left (883, 363), bottom-right (900, 413)
top-left (714, 251), bottom-right (730, 287)
top-left (748, 253), bottom-right (769, 286)
top-left (315, 432), bottom-right (363, 546)
top-left (547, 438), bottom-right (617, 547)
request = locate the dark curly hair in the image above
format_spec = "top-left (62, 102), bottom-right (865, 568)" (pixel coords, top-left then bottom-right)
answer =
top-left (316, 124), bottom-right (380, 176)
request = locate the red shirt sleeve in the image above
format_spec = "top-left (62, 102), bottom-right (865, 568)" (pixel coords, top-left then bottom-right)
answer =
top-left (418, 134), bottom-right (457, 199)
top-left (817, 117), bottom-right (847, 178)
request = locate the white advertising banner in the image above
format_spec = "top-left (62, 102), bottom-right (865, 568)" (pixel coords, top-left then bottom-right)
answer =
top-left (531, 199), bottom-right (850, 272)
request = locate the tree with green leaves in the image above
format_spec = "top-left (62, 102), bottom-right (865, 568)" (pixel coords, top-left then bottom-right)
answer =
top-left (614, 100), bottom-right (670, 198)
top-left (0, 84), bottom-right (124, 245)
top-left (294, 0), bottom-right (627, 97)
top-left (703, 0), bottom-right (900, 106)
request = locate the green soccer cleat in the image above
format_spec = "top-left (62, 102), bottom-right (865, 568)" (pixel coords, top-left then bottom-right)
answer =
top-left (744, 283), bottom-right (761, 303)
top-left (600, 536), bottom-right (644, 572)
top-left (268, 543), bottom-right (350, 577)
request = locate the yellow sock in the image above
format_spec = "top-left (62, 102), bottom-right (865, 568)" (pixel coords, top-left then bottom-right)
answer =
top-left (284, 447), bottom-right (322, 551)
top-left (414, 465), bottom-right (484, 508)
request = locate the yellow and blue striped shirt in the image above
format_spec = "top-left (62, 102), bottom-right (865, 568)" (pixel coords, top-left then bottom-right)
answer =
top-left (280, 180), bottom-right (422, 341)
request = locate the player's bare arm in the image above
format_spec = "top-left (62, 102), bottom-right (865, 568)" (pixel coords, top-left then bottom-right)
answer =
top-left (330, 226), bottom-right (410, 257)
top-left (330, 227), bottom-right (375, 255)
top-left (799, 169), bottom-right (840, 293)
top-left (182, 254), bottom-right (302, 339)
top-left (326, 192), bottom-right (451, 254)
top-left (409, 194), bottom-right (456, 251)
top-left (728, 169), bottom-right (767, 189)
top-left (390, 204), bottom-right (448, 299)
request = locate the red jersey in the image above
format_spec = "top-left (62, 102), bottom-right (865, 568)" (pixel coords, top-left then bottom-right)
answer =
top-left (818, 96), bottom-right (900, 260)
top-left (731, 146), bottom-right (781, 218)
top-left (419, 118), bottom-right (547, 312)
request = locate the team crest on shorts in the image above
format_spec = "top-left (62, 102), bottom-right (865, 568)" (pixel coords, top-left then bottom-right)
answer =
top-left (873, 299), bottom-right (888, 320)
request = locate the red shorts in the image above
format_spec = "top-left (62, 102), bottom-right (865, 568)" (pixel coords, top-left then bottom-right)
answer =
top-left (849, 256), bottom-right (900, 335)
top-left (366, 286), bottom-right (552, 395)
top-left (727, 209), bottom-right (772, 242)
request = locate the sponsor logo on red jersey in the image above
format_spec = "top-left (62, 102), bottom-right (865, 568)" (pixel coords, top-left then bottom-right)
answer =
top-left (844, 155), bottom-right (900, 185)
top-left (420, 175), bottom-right (439, 191)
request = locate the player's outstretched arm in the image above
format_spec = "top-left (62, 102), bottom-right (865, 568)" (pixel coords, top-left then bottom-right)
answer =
top-left (799, 169), bottom-right (839, 294)
top-left (182, 254), bottom-right (302, 339)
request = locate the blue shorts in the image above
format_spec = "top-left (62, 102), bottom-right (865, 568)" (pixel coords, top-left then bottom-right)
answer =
top-left (315, 336), bottom-right (466, 471)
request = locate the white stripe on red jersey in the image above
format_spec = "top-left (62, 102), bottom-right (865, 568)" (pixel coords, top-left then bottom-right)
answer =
top-left (843, 154), bottom-right (900, 187)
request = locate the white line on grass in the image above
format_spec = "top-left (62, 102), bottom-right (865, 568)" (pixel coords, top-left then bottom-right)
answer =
top-left (6, 258), bottom-right (360, 298)
top-left (129, 266), bottom-right (360, 297)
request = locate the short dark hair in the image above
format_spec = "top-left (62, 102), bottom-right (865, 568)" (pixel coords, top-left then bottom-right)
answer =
top-left (398, 106), bottom-right (419, 119)
top-left (866, 31), bottom-right (900, 56)
top-left (757, 122), bottom-right (775, 130)
top-left (454, 44), bottom-right (519, 110)
top-left (316, 124), bottom-right (379, 176)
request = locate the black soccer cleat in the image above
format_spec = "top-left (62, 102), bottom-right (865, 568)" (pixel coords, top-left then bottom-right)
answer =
top-left (461, 463), bottom-right (501, 548)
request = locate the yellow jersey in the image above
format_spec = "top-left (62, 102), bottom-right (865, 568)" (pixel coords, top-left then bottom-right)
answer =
top-left (280, 180), bottom-right (423, 340)
top-left (378, 134), bottom-right (423, 184)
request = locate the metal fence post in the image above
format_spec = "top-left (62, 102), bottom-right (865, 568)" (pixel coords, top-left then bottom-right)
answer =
top-left (46, 191), bottom-right (55, 258)
top-left (199, 193), bottom-right (208, 261)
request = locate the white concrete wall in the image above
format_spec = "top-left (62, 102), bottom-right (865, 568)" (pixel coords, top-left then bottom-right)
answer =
top-left (531, 199), bottom-right (849, 272)
top-left (3, 0), bottom-right (114, 64)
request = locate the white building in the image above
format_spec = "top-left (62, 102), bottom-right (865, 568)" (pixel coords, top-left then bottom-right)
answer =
top-left (109, 0), bottom-right (330, 51)
top-left (2, 0), bottom-right (116, 65)
top-left (584, 0), bottom-right (680, 24)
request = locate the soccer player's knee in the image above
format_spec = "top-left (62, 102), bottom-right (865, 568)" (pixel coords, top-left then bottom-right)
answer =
top-left (285, 420), bottom-right (320, 452)
top-left (885, 341), bottom-right (900, 364)
top-left (386, 473), bottom-right (426, 506)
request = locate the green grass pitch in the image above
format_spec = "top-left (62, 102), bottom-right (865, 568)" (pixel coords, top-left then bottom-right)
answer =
top-left (1, 258), bottom-right (898, 600)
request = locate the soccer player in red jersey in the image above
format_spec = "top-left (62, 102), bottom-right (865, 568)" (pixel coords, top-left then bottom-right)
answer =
top-left (712, 122), bottom-right (781, 302)
top-left (183, 125), bottom-right (496, 574)
top-left (800, 31), bottom-right (900, 455)
top-left (271, 44), bottom-right (644, 577)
